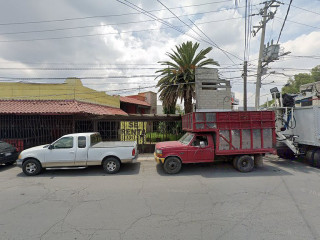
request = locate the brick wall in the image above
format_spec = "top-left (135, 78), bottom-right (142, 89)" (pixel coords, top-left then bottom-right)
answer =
top-left (195, 68), bottom-right (232, 110)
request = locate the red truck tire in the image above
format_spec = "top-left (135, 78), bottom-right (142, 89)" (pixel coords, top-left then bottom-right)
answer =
top-left (234, 155), bottom-right (254, 172)
top-left (163, 157), bottom-right (182, 174)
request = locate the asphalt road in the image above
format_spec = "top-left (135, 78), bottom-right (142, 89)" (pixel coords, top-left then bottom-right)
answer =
top-left (1, 155), bottom-right (320, 240)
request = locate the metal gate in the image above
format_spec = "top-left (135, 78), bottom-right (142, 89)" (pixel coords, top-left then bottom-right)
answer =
top-left (0, 115), bottom-right (183, 153)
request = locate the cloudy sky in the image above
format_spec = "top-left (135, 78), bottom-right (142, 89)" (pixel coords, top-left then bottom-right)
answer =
top-left (0, 0), bottom-right (319, 107)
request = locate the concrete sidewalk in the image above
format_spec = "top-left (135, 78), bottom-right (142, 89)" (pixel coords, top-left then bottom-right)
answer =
top-left (137, 153), bottom-right (154, 161)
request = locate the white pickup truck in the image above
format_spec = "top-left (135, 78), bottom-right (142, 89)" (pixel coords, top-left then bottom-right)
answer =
top-left (16, 132), bottom-right (138, 176)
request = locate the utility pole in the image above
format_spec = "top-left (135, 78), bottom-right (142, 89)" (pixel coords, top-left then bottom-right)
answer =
top-left (253, 0), bottom-right (280, 110)
top-left (254, 2), bottom-right (268, 110)
top-left (243, 61), bottom-right (248, 111)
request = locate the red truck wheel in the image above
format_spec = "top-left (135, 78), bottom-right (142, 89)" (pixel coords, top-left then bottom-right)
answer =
top-left (233, 156), bottom-right (240, 168)
top-left (234, 155), bottom-right (254, 173)
top-left (163, 157), bottom-right (182, 174)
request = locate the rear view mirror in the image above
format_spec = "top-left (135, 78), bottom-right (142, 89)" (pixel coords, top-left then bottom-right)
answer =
top-left (200, 141), bottom-right (205, 148)
top-left (48, 145), bottom-right (53, 150)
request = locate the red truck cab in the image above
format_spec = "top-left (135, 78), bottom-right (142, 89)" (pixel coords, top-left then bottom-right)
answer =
top-left (155, 111), bottom-right (276, 174)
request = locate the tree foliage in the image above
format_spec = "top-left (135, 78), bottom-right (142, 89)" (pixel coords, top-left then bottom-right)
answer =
top-left (281, 65), bottom-right (320, 94)
top-left (156, 41), bottom-right (219, 113)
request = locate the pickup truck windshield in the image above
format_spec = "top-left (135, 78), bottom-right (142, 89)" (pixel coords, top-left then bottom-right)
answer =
top-left (178, 133), bottom-right (194, 145)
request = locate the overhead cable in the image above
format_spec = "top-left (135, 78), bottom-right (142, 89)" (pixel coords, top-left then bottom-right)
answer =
top-left (277, 0), bottom-right (293, 44)
top-left (0, 0), bottom-right (234, 26)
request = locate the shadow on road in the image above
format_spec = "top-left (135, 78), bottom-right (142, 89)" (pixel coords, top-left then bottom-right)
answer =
top-left (16, 162), bottom-right (141, 178)
top-left (0, 163), bottom-right (16, 172)
top-left (269, 157), bottom-right (320, 174)
top-left (156, 160), bottom-right (293, 178)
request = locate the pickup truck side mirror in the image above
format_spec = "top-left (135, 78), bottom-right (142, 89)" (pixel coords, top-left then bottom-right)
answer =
top-left (200, 141), bottom-right (205, 148)
top-left (48, 145), bottom-right (54, 150)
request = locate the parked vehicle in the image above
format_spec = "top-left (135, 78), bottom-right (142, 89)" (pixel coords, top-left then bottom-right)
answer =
top-left (270, 89), bottom-right (320, 168)
top-left (155, 111), bottom-right (276, 174)
top-left (0, 141), bottom-right (19, 166)
top-left (16, 132), bottom-right (138, 176)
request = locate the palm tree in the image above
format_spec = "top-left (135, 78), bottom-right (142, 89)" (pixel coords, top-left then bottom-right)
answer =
top-left (156, 41), bottom-right (219, 113)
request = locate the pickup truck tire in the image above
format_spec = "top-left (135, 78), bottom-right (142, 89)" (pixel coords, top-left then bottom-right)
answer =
top-left (163, 157), bottom-right (182, 174)
top-left (22, 159), bottom-right (42, 176)
top-left (235, 155), bottom-right (254, 173)
top-left (103, 157), bottom-right (120, 174)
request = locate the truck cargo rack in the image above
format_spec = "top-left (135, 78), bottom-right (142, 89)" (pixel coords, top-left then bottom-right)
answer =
top-left (182, 111), bottom-right (276, 154)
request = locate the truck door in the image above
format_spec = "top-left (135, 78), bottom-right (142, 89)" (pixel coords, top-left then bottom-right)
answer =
top-left (188, 135), bottom-right (214, 163)
top-left (45, 136), bottom-right (76, 167)
top-left (74, 136), bottom-right (88, 166)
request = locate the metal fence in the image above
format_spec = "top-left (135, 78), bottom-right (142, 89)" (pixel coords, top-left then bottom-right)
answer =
top-left (0, 115), bottom-right (183, 153)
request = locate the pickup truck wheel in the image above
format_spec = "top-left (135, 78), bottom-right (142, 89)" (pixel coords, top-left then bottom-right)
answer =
top-left (22, 159), bottom-right (42, 176)
top-left (103, 157), bottom-right (120, 174)
top-left (235, 155), bottom-right (254, 173)
top-left (163, 157), bottom-right (182, 174)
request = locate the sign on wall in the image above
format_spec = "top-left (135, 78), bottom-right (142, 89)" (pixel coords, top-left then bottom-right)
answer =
top-left (120, 121), bottom-right (146, 144)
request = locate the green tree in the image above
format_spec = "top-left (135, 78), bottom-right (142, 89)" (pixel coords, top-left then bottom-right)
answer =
top-left (156, 41), bottom-right (219, 113)
top-left (281, 65), bottom-right (320, 94)
top-left (311, 65), bottom-right (320, 82)
top-left (163, 105), bottom-right (176, 114)
top-left (282, 73), bottom-right (312, 94)
top-left (262, 65), bottom-right (320, 107)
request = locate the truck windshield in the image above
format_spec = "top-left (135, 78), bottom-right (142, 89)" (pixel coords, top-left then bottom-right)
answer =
top-left (90, 133), bottom-right (102, 146)
top-left (178, 133), bottom-right (194, 145)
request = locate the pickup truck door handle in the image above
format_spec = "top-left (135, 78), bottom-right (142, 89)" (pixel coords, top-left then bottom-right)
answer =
top-left (69, 151), bottom-right (75, 153)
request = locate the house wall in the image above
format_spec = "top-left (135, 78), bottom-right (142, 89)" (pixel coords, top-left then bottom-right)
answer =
top-left (0, 78), bottom-right (120, 108)
top-left (139, 92), bottom-right (157, 114)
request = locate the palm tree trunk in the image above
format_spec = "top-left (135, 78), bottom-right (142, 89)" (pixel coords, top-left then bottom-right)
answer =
top-left (184, 90), bottom-right (193, 113)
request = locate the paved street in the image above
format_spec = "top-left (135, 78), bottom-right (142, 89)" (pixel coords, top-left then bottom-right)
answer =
top-left (1, 155), bottom-right (320, 240)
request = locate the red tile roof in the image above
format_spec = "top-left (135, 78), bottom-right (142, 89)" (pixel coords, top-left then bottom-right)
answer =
top-left (119, 96), bottom-right (151, 107)
top-left (0, 100), bottom-right (127, 116)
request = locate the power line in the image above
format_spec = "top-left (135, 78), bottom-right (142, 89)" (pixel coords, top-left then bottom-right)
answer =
top-left (0, 0), bottom-right (234, 26)
top-left (276, 0), bottom-right (293, 44)
top-left (0, 81), bottom-right (200, 100)
top-left (116, 0), bottom-right (242, 65)
top-left (284, 55), bottom-right (320, 59)
top-left (0, 17), bottom-right (243, 43)
top-left (2, 65), bottom-right (312, 72)
top-left (289, 3), bottom-right (320, 16)
top-left (275, 17), bottom-right (320, 31)
top-left (0, 67), bottom-right (162, 70)
top-left (0, 71), bottom-right (246, 80)
top-left (156, 0), bottom-right (240, 65)
top-left (116, 0), bottom-right (214, 47)
top-left (0, 66), bottom-right (242, 71)
top-left (0, 75), bottom-right (158, 80)
top-left (0, 12), bottom-right (244, 36)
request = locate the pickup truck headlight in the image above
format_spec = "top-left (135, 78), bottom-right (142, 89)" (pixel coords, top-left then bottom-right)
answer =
top-left (156, 149), bottom-right (163, 157)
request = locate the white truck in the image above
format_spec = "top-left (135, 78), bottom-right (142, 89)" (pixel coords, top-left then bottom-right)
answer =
top-left (270, 86), bottom-right (320, 168)
top-left (16, 132), bottom-right (138, 176)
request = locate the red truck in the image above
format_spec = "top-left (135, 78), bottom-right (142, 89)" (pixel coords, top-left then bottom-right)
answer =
top-left (154, 111), bottom-right (276, 174)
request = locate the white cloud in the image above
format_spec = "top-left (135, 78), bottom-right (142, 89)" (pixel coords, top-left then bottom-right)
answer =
top-left (0, 0), bottom-right (319, 106)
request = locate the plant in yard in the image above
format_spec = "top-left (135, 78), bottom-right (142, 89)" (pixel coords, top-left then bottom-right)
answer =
top-left (156, 41), bottom-right (219, 113)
